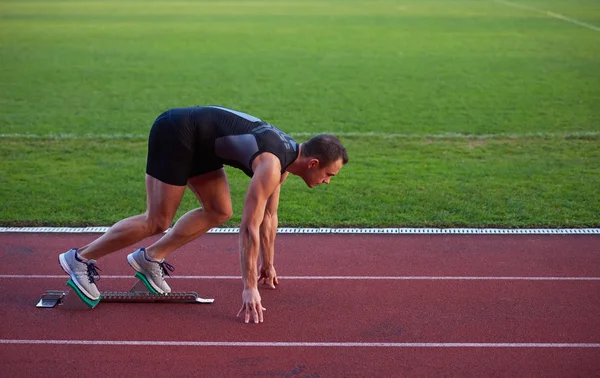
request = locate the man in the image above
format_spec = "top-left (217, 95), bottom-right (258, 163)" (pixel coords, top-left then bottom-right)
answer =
top-left (58, 105), bottom-right (348, 324)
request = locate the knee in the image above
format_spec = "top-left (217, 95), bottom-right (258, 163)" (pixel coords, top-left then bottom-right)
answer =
top-left (146, 215), bottom-right (172, 235)
top-left (209, 206), bottom-right (233, 225)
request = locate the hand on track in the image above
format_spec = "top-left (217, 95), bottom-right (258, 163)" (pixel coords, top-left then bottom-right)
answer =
top-left (259, 265), bottom-right (278, 289)
top-left (237, 287), bottom-right (265, 324)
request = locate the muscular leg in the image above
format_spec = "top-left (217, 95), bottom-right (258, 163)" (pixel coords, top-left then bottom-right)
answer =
top-left (145, 168), bottom-right (233, 260)
top-left (78, 175), bottom-right (186, 260)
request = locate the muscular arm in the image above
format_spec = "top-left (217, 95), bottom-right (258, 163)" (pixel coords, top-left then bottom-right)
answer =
top-left (258, 172), bottom-right (288, 288)
top-left (238, 154), bottom-right (282, 323)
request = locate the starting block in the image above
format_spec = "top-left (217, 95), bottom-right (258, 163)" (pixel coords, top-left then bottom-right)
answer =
top-left (37, 272), bottom-right (214, 310)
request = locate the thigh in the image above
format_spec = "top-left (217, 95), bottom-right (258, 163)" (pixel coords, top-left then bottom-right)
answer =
top-left (187, 168), bottom-right (232, 214)
top-left (145, 174), bottom-right (186, 221)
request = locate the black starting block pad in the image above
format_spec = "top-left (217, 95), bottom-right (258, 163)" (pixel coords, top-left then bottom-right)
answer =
top-left (37, 272), bottom-right (214, 310)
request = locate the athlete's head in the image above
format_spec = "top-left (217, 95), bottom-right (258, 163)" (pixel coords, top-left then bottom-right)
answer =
top-left (299, 134), bottom-right (348, 188)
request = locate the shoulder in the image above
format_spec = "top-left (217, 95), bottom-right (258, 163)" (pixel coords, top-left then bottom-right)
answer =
top-left (246, 153), bottom-right (283, 199)
top-left (252, 152), bottom-right (282, 175)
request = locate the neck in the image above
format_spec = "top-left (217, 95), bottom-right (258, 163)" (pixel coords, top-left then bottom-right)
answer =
top-left (286, 143), bottom-right (306, 176)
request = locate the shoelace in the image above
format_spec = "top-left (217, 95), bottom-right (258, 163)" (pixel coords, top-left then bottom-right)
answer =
top-left (158, 261), bottom-right (174, 278)
top-left (86, 262), bottom-right (101, 284)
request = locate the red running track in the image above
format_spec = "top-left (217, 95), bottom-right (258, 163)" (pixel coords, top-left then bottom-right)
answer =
top-left (0, 233), bottom-right (599, 377)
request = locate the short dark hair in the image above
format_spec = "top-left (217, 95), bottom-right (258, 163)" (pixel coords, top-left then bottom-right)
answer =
top-left (301, 134), bottom-right (348, 166)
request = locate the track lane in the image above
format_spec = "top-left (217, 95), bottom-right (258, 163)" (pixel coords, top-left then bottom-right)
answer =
top-left (2, 278), bottom-right (599, 343)
top-left (1, 233), bottom-right (599, 376)
top-left (2, 233), bottom-right (599, 277)
top-left (1, 344), bottom-right (599, 377)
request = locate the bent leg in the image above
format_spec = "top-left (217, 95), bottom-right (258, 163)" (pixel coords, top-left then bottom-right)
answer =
top-left (146, 168), bottom-right (233, 260)
top-left (78, 175), bottom-right (186, 260)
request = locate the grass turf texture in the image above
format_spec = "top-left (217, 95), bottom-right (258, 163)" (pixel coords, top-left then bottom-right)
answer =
top-left (2, 136), bottom-right (599, 227)
top-left (1, 0), bottom-right (599, 227)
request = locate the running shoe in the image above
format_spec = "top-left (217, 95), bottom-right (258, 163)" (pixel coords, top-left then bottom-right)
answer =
top-left (126, 248), bottom-right (173, 294)
top-left (58, 248), bottom-right (101, 301)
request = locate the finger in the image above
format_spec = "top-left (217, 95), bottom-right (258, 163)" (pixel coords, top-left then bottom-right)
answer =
top-left (245, 306), bottom-right (250, 324)
top-left (236, 305), bottom-right (244, 318)
top-left (274, 276), bottom-right (279, 286)
top-left (258, 304), bottom-right (264, 323)
top-left (268, 277), bottom-right (276, 289)
top-left (252, 304), bottom-right (259, 324)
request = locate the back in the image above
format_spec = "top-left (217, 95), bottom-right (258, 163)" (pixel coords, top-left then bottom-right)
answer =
top-left (192, 106), bottom-right (299, 177)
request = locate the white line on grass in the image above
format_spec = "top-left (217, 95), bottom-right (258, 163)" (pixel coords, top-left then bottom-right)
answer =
top-left (490, 0), bottom-right (600, 32)
top-left (1, 131), bottom-right (599, 140)
top-left (2, 275), bottom-right (599, 281)
top-left (0, 339), bottom-right (598, 348)
top-left (1, 227), bottom-right (599, 234)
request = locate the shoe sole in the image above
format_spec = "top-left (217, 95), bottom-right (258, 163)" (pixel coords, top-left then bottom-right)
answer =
top-left (127, 253), bottom-right (167, 294)
top-left (58, 252), bottom-right (100, 301)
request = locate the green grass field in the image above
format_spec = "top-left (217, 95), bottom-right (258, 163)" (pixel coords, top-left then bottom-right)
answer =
top-left (1, 0), bottom-right (599, 227)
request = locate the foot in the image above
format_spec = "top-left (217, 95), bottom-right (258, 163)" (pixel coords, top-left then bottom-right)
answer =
top-left (58, 248), bottom-right (101, 300)
top-left (127, 248), bottom-right (173, 294)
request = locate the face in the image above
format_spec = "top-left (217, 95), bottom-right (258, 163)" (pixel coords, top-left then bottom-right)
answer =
top-left (304, 158), bottom-right (344, 188)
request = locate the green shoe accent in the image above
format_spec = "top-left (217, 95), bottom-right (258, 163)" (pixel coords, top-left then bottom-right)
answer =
top-left (66, 279), bottom-right (101, 308)
top-left (134, 272), bottom-right (160, 294)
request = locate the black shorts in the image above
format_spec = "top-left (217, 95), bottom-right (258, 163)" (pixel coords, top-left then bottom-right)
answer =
top-left (145, 108), bottom-right (223, 186)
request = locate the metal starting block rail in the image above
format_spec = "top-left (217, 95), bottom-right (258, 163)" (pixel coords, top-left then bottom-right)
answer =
top-left (37, 272), bottom-right (214, 310)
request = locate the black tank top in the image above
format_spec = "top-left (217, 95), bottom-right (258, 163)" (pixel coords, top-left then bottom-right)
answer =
top-left (190, 106), bottom-right (299, 177)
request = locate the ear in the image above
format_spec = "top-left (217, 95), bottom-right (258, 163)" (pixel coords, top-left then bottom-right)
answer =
top-left (308, 158), bottom-right (319, 169)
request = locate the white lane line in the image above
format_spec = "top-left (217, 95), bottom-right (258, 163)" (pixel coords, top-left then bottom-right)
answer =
top-left (490, 0), bottom-right (600, 32)
top-left (545, 11), bottom-right (600, 32)
top-left (2, 275), bottom-right (599, 281)
top-left (1, 227), bottom-right (599, 234)
top-left (0, 339), bottom-right (598, 348)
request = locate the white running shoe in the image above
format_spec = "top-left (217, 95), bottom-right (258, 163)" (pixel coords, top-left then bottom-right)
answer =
top-left (127, 248), bottom-right (173, 294)
top-left (58, 248), bottom-right (101, 300)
